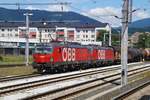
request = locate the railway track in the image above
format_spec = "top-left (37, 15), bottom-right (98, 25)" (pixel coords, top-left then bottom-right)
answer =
top-left (38, 64), bottom-right (150, 100)
top-left (0, 63), bottom-right (149, 100)
top-left (0, 74), bottom-right (41, 82)
top-left (112, 77), bottom-right (150, 100)
top-left (0, 65), bottom-right (120, 94)
top-left (64, 68), bottom-right (150, 100)
top-left (0, 62), bottom-right (143, 90)
top-left (0, 62), bottom-right (143, 82)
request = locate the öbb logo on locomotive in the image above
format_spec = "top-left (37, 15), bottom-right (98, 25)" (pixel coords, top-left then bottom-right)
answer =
top-left (98, 50), bottom-right (105, 60)
top-left (62, 48), bottom-right (76, 62)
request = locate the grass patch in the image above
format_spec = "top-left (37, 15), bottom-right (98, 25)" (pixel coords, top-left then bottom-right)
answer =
top-left (0, 66), bottom-right (37, 77)
top-left (129, 70), bottom-right (150, 83)
top-left (0, 55), bottom-right (33, 64)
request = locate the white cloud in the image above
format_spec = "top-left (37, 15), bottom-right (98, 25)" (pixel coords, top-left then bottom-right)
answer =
top-left (25, 5), bottom-right (70, 12)
top-left (25, 6), bottom-right (39, 10)
top-left (82, 7), bottom-right (150, 27)
top-left (133, 10), bottom-right (150, 19)
top-left (88, 7), bottom-right (121, 16)
top-left (82, 7), bottom-right (122, 27)
top-left (47, 5), bottom-right (70, 11)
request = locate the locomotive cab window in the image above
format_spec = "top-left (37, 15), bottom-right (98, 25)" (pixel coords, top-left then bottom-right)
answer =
top-left (35, 47), bottom-right (53, 54)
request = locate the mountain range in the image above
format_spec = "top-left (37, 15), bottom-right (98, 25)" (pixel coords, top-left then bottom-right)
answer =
top-left (0, 7), bottom-right (102, 25)
top-left (0, 7), bottom-right (149, 34)
top-left (113, 18), bottom-right (150, 36)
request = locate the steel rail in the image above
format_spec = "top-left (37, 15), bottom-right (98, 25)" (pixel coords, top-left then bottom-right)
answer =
top-left (0, 74), bottom-right (40, 82)
top-left (0, 64), bottom-right (149, 99)
top-left (112, 78), bottom-right (150, 100)
top-left (0, 67), bottom-right (119, 94)
top-left (35, 66), bottom-right (150, 100)
top-left (62, 68), bottom-right (150, 100)
top-left (1, 63), bottom-right (130, 89)
top-left (0, 62), bottom-right (143, 93)
top-left (0, 62), bottom-right (144, 82)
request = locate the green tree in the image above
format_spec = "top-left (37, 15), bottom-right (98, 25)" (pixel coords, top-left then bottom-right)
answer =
top-left (137, 33), bottom-right (150, 48)
top-left (96, 30), bottom-right (108, 41)
top-left (111, 34), bottom-right (120, 46)
top-left (97, 30), bottom-right (121, 46)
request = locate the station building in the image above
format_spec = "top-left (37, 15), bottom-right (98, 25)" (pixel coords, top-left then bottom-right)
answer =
top-left (0, 10), bottom-right (111, 55)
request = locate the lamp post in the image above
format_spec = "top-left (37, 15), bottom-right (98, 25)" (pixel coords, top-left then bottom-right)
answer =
top-left (24, 13), bottom-right (33, 66)
top-left (103, 33), bottom-right (108, 46)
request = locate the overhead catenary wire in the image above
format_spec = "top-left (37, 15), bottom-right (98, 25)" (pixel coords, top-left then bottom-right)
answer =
top-left (0, 2), bottom-right (71, 11)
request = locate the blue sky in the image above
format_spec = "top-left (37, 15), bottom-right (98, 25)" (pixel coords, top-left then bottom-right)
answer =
top-left (0, 0), bottom-right (149, 26)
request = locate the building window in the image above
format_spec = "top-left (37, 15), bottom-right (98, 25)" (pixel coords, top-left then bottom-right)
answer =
top-left (77, 35), bottom-right (80, 38)
top-left (8, 29), bottom-right (12, 32)
top-left (77, 30), bottom-right (80, 33)
top-left (45, 29), bottom-right (47, 32)
top-left (15, 29), bottom-right (18, 31)
top-left (91, 35), bottom-right (95, 38)
top-left (9, 34), bottom-right (13, 37)
top-left (1, 34), bottom-right (4, 37)
top-left (83, 35), bottom-right (85, 38)
top-left (32, 35), bottom-right (36, 38)
top-left (91, 30), bottom-right (95, 33)
top-left (1, 29), bottom-right (5, 31)
top-left (58, 34), bottom-right (64, 38)
top-left (86, 30), bottom-right (88, 33)
top-left (86, 35), bottom-right (88, 38)
top-left (15, 34), bottom-right (18, 37)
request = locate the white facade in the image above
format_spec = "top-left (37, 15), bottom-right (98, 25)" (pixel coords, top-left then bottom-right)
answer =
top-left (75, 28), bottom-right (96, 42)
top-left (0, 24), bottom-right (111, 47)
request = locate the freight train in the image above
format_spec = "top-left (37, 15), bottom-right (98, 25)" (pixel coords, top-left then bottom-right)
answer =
top-left (32, 41), bottom-right (148, 73)
top-left (143, 48), bottom-right (150, 61)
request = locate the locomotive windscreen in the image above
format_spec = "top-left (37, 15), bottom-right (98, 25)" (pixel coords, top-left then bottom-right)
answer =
top-left (35, 46), bottom-right (53, 54)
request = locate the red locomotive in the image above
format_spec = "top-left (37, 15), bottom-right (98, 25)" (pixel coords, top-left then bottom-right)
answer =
top-left (32, 41), bottom-right (143, 73)
top-left (32, 41), bottom-right (115, 73)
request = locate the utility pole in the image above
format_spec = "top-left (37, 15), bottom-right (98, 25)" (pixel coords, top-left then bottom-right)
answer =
top-left (109, 25), bottom-right (112, 46)
top-left (24, 13), bottom-right (33, 66)
top-left (121, 0), bottom-right (132, 85)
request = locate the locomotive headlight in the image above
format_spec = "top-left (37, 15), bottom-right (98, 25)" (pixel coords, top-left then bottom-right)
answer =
top-left (50, 57), bottom-right (53, 62)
